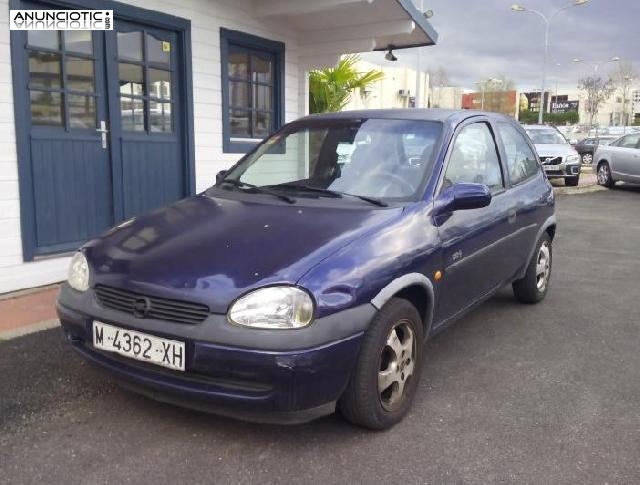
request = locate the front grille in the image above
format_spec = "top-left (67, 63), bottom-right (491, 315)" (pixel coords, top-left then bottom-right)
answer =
top-left (540, 156), bottom-right (562, 165)
top-left (94, 285), bottom-right (209, 325)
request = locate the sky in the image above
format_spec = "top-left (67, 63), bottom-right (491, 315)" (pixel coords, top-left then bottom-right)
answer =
top-left (360, 0), bottom-right (640, 92)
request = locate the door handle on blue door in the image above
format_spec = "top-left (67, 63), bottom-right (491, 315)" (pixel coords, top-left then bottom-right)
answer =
top-left (96, 120), bottom-right (109, 149)
top-left (507, 209), bottom-right (517, 223)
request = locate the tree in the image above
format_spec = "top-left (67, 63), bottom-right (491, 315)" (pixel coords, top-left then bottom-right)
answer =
top-left (486, 75), bottom-right (516, 92)
top-left (610, 61), bottom-right (636, 126)
top-left (578, 76), bottom-right (615, 128)
top-left (428, 66), bottom-right (450, 107)
top-left (308, 55), bottom-right (384, 113)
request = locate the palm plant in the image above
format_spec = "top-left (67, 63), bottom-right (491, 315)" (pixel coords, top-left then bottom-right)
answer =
top-left (309, 55), bottom-right (384, 113)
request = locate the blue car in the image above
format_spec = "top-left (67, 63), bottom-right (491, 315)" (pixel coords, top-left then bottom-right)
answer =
top-left (57, 109), bottom-right (555, 429)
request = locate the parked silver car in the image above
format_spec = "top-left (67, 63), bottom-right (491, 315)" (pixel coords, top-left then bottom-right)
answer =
top-left (594, 133), bottom-right (640, 187)
top-left (523, 125), bottom-right (582, 186)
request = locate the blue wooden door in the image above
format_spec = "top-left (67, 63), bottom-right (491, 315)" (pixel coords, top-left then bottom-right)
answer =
top-left (25, 24), bottom-right (113, 254)
top-left (106, 21), bottom-right (186, 220)
top-left (16, 3), bottom-right (190, 258)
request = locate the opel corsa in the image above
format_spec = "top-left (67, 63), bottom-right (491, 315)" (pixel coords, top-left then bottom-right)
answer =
top-left (58, 109), bottom-right (556, 429)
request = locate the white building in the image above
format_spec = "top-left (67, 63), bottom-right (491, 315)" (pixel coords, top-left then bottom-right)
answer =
top-left (342, 60), bottom-right (429, 110)
top-left (342, 60), bottom-right (464, 111)
top-left (546, 86), bottom-right (639, 127)
top-left (0, 0), bottom-right (437, 294)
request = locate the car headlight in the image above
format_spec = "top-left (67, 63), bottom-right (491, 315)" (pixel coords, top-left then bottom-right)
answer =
top-left (565, 154), bottom-right (580, 164)
top-left (228, 286), bottom-right (314, 329)
top-left (67, 252), bottom-right (90, 292)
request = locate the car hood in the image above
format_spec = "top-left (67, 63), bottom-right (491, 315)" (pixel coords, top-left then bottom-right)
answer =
top-left (85, 192), bottom-right (403, 313)
top-left (534, 144), bottom-right (578, 158)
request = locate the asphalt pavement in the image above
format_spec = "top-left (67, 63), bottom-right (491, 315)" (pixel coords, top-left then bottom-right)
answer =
top-left (1, 186), bottom-right (639, 484)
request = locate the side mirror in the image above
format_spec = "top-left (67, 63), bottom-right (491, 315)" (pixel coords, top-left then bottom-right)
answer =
top-left (216, 170), bottom-right (227, 185)
top-left (433, 183), bottom-right (492, 217)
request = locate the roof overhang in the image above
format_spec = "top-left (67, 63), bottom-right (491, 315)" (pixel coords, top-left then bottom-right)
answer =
top-left (250, 0), bottom-right (438, 69)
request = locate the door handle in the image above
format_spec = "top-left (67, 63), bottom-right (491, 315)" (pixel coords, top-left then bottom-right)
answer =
top-left (96, 120), bottom-right (108, 149)
top-left (507, 209), bottom-right (517, 224)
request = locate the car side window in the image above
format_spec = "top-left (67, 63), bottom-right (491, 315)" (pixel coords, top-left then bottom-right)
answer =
top-left (496, 122), bottom-right (539, 185)
top-left (619, 134), bottom-right (640, 148)
top-left (443, 122), bottom-right (504, 194)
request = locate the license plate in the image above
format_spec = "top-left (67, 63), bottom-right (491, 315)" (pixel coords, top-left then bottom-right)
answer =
top-left (92, 321), bottom-right (185, 371)
top-left (543, 165), bottom-right (556, 172)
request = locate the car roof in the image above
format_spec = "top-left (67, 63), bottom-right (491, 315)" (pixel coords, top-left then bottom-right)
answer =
top-left (521, 124), bottom-right (559, 131)
top-left (298, 108), bottom-right (514, 125)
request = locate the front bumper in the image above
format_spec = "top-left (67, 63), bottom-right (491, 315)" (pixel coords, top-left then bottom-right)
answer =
top-left (543, 161), bottom-right (581, 178)
top-left (57, 285), bottom-right (375, 424)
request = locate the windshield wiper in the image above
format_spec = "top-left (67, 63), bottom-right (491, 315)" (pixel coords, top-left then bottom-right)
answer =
top-left (219, 179), bottom-right (295, 204)
top-left (272, 184), bottom-right (388, 207)
top-left (344, 193), bottom-right (388, 207)
top-left (273, 184), bottom-right (342, 198)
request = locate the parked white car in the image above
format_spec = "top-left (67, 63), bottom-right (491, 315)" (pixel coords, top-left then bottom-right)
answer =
top-left (522, 124), bottom-right (582, 186)
top-left (594, 133), bottom-right (640, 187)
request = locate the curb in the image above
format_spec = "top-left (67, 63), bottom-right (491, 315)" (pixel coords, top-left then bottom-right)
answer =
top-left (554, 184), bottom-right (605, 195)
top-left (0, 319), bottom-right (60, 341)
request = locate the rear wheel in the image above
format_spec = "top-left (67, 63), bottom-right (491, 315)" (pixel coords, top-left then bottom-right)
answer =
top-left (565, 175), bottom-right (579, 187)
top-left (339, 298), bottom-right (424, 430)
top-left (513, 233), bottom-right (552, 304)
top-left (597, 161), bottom-right (615, 188)
top-left (581, 153), bottom-right (593, 164)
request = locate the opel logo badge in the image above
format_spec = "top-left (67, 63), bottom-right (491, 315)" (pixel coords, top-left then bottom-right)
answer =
top-left (133, 297), bottom-right (151, 318)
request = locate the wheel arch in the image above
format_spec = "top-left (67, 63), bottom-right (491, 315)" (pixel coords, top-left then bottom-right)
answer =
top-left (371, 273), bottom-right (434, 337)
top-left (518, 215), bottom-right (557, 280)
top-left (546, 223), bottom-right (556, 241)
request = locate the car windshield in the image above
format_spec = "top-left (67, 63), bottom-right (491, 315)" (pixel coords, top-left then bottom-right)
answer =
top-left (526, 129), bottom-right (567, 145)
top-left (221, 119), bottom-right (443, 202)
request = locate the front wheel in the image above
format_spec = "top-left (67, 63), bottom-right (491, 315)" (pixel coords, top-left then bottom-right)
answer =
top-left (338, 298), bottom-right (424, 430)
top-left (581, 153), bottom-right (593, 164)
top-left (513, 234), bottom-right (552, 304)
top-left (597, 162), bottom-right (615, 188)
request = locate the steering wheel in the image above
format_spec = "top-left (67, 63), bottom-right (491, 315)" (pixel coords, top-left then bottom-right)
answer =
top-left (365, 171), bottom-right (416, 197)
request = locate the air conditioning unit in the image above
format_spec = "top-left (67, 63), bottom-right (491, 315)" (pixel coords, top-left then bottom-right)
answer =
top-left (398, 89), bottom-right (411, 97)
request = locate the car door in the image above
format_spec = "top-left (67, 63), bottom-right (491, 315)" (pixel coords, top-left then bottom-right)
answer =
top-left (434, 120), bottom-right (514, 323)
top-left (611, 134), bottom-right (640, 180)
top-left (495, 121), bottom-right (550, 274)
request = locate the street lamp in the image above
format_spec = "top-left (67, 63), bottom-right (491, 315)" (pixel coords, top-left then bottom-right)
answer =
top-left (572, 56), bottom-right (620, 72)
top-left (511, 0), bottom-right (589, 124)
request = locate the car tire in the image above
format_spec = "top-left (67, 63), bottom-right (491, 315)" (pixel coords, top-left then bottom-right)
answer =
top-left (597, 161), bottom-right (615, 188)
top-left (512, 233), bottom-right (552, 304)
top-left (565, 175), bottom-right (579, 187)
top-left (581, 153), bottom-right (592, 164)
top-left (338, 298), bottom-right (424, 430)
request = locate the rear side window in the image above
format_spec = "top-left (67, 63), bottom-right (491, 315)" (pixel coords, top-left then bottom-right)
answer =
top-left (443, 122), bottom-right (504, 194)
top-left (497, 122), bottom-right (539, 185)
top-left (619, 134), bottom-right (640, 148)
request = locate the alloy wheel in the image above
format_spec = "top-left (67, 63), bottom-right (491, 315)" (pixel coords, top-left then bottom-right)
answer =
top-left (582, 153), bottom-right (593, 164)
top-left (536, 241), bottom-right (551, 292)
top-left (597, 164), bottom-right (610, 185)
top-left (378, 319), bottom-right (415, 412)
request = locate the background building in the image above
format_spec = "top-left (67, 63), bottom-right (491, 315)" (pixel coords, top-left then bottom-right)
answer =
top-left (342, 60), bottom-right (466, 111)
top-left (342, 60), bottom-right (430, 110)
